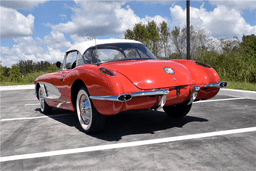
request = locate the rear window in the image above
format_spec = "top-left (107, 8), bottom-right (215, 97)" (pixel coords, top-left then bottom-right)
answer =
top-left (82, 43), bottom-right (156, 64)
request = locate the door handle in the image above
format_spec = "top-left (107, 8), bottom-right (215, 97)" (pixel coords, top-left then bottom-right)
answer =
top-left (61, 74), bottom-right (65, 77)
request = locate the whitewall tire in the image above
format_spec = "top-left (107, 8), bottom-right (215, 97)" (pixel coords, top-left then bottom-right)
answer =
top-left (76, 86), bottom-right (105, 133)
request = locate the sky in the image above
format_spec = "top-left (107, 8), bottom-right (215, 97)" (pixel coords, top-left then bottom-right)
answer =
top-left (1, 0), bottom-right (256, 67)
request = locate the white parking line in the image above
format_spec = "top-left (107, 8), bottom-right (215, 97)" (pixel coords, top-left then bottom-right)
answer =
top-left (194, 97), bottom-right (246, 103)
top-left (0, 84), bottom-right (34, 91)
top-left (1, 127), bottom-right (256, 162)
top-left (24, 103), bottom-right (39, 106)
top-left (0, 114), bottom-right (73, 122)
top-left (1, 100), bottom-right (38, 103)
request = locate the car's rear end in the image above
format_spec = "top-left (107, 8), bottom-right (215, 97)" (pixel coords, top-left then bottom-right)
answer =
top-left (89, 59), bottom-right (227, 116)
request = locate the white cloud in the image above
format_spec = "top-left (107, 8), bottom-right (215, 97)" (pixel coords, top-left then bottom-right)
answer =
top-left (70, 34), bottom-right (94, 45)
top-left (36, 47), bottom-right (64, 62)
top-left (0, 32), bottom-right (72, 67)
top-left (39, 31), bottom-right (72, 49)
top-left (114, 4), bottom-right (141, 34)
top-left (0, 46), bottom-right (20, 66)
top-left (209, 0), bottom-right (256, 11)
top-left (0, 0), bottom-right (49, 39)
top-left (0, 6), bottom-right (35, 39)
top-left (51, 1), bottom-right (168, 37)
top-left (0, 0), bottom-right (49, 10)
top-left (142, 15), bottom-right (168, 25)
top-left (169, 5), bottom-right (185, 28)
top-left (1, 37), bottom-right (42, 66)
top-left (13, 37), bottom-right (44, 55)
top-left (169, 4), bottom-right (256, 39)
top-left (51, 1), bottom-right (131, 36)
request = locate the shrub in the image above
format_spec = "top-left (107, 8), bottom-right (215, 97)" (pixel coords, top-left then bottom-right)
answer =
top-left (9, 65), bottom-right (21, 82)
top-left (196, 51), bottom-right (256, 83)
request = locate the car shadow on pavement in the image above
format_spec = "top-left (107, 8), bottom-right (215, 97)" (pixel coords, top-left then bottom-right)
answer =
top-left (94, 110), bottom-right (208, 141)
top-left (34, 108), bottom-right (84, 132)
top-left (35, 108), bottom-right (208, 141)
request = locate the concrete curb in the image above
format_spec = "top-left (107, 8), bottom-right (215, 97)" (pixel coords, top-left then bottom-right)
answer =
top-left (0, 84), bottom-right (34, 91)
top-left (218, 88), bottom-right (256, 100)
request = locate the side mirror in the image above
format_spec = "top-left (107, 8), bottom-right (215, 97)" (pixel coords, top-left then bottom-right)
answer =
top-left (56, 61), bottom-right (62, 68)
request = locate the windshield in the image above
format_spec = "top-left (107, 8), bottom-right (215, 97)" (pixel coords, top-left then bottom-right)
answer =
top-left (82, 43), bottom-right (156, 64)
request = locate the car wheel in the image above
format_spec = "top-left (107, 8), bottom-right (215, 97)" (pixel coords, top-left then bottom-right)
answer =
top-left (38, 86), bottom-right (52, 114)
top-left (76, 86), bottom-right (105, 133)
top-left (163, 103), bottom-right (192, 118)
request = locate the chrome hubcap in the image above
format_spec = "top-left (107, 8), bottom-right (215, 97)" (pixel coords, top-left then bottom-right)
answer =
top-left (39, 89), bottom-right (44, 110)
top-left (79, 94), bottom-right (92, 125)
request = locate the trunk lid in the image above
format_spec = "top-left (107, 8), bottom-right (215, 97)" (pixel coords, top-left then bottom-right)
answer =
top-left (102, 59), bottom-right (193, 90)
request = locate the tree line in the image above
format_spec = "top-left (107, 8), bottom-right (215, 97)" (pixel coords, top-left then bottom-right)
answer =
top-left (124, 21), bottom-right (243, 59)
top-left (124, 21), bottom-right (256, 83)
top-left (0, 60), bottom-right (58, 83)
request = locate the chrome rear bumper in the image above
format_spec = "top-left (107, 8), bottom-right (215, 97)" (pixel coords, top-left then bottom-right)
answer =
top-left (90, 89), bottom-right (170, 102)
top-left (90, 81), bottom-right (227, 106)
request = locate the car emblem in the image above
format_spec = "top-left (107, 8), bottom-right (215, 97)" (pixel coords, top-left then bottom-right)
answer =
top-left (164, 67), bottom-right (175, 75)
top-left (173, 78), bottom-right (177, 81)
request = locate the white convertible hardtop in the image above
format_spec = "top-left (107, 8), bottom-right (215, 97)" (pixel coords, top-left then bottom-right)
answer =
top-left (66, 39), bottom-right (142, 54)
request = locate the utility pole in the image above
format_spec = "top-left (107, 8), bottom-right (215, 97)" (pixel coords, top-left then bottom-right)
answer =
top-left (186, 0), bottom-right (190, 60)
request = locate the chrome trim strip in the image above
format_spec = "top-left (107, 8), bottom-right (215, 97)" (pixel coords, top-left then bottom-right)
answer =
top-left (204, 81), bottom-right (228, 88)
top-left (98, 67), bottom-right (116, 77)
top-left (90, 95), bottom-right (120, 102)
top-left (38, 82), bottom-right (61, 99)
top-left (90, 89), bottom-right (170, 102)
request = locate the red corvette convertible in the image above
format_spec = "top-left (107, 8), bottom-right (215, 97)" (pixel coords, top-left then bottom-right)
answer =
top-left (34, 39), bottom-right (227, 133)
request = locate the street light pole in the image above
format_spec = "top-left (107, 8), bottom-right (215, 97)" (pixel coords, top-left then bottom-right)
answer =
top-left (186, 0), bottom-right (190, 60)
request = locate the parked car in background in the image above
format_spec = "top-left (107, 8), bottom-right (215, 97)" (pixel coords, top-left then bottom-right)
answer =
top-left (34, 39), bottom-right (227, 133)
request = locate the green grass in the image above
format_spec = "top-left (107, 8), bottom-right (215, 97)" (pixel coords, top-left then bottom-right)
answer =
top-left (224, 80), bottom-right (256, 91)
top-left (0, 71), bottom-right (46, 86)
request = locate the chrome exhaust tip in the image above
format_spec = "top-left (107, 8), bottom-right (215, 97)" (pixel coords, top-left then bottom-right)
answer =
top-left (219, 81), bottom-right (228, 88)
top-left (193, 86), bottom-right (200, 92)
top-left (118, 94), bottom-right (132, 102)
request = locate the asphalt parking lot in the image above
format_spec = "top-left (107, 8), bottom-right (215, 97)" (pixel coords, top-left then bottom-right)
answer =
top-left (1, 88), bottom-right (256, 170)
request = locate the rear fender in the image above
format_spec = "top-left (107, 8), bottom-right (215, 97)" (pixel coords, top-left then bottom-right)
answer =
top-left (172, 60), bottom-right (221, 100)
top-left (171, 59), bottom-right (220, 85)
top-left (74, 65), bottom-right (141, 115)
